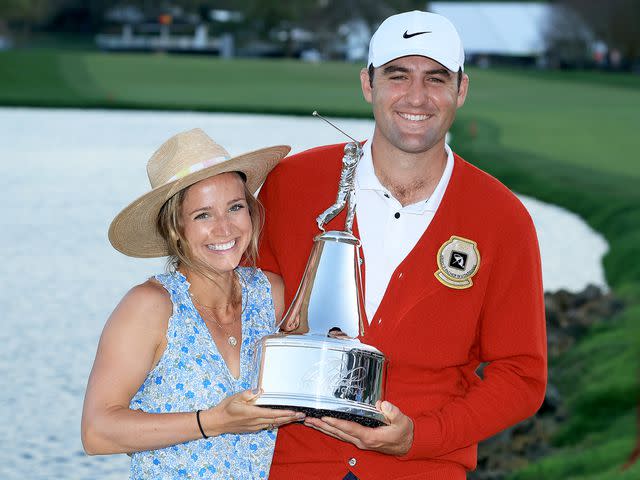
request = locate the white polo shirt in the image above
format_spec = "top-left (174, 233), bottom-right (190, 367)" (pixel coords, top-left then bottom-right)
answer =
top-left (355, 138), bottom-right (455, 321)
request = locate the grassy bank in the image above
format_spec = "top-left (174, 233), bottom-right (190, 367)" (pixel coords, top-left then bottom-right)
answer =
top-left (2, 50), bottom-right (639, 477)
top-left (508, 305), bottom-right (640, 480)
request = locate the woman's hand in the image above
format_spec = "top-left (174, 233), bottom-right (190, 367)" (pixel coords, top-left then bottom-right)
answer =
top-left (201, 389), bottom-right (305, 436)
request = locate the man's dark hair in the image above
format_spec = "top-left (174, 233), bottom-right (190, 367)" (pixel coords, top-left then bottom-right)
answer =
top-left (368, 64), bottom-right (463, 90)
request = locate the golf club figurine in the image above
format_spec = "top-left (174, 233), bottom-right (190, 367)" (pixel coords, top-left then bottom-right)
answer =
top-left (316, 141), bottom-right (361, 234)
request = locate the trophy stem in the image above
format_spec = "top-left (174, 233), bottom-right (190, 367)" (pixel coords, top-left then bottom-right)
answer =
top-left (280, 230), bottom-right (365, 339)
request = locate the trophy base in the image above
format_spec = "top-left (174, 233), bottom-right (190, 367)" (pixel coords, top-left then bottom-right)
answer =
top-left (255, 391), bottom-right (387, 428)
top-left (263, 404), bottom-right (385, 428)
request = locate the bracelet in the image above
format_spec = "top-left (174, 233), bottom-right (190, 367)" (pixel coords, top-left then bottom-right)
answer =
top-left (196, 410), bottom-right (209, 439)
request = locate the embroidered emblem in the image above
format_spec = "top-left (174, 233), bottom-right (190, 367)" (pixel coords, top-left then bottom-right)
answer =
top-left (435, 236), bottom-right (480, 289)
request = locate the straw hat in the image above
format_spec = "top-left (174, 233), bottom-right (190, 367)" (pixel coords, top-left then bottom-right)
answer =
top-left (109, 128), bottom-right (290, 258)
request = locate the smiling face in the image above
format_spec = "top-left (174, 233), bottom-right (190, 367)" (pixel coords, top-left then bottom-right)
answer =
top-left (360, 55), bottom-right (468, 157)
top-left (180, 172), bottom-right (253, 274)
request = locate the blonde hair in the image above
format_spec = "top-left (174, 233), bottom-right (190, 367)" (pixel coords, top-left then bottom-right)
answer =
top-left (156, 173), bottom-right (264, 280)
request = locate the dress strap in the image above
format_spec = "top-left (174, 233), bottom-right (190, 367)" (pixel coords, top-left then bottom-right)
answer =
top-left (154, 270), bottom-right (189, 300)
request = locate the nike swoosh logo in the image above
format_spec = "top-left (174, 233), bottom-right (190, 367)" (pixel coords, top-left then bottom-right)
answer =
top-left (403, 30), bottom-right (431, 39)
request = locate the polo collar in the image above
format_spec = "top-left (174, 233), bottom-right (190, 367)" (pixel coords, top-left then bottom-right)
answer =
top-left (355, 138), bottom-right (455, 215)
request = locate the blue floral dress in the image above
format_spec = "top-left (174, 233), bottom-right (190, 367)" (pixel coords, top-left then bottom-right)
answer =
top-left (129, 267), bottom-right (277, 479)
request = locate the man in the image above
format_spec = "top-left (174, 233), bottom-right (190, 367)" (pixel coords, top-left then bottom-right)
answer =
top-left (258, 10), bottom-right (546, 479)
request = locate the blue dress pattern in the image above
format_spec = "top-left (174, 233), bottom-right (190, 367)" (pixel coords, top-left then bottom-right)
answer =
top-left (129, 267), bottom-right (278, 480)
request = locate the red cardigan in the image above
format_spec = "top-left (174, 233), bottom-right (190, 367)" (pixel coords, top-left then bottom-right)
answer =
top-left (257, 143), bottom-right (547, 480)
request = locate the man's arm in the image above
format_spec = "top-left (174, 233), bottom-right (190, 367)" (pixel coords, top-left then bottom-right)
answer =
top-left (402, 209), bottom-right (547, 459)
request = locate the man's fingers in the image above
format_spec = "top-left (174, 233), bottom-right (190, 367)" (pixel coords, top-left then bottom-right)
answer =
top-left (303, 419), bottom-right (343, 440)
top-left (304, 417), bottom-right (363, 446)
top-left (320, 416), bottom-right (371, 437)
top-left (304, 419), bottom-right (347, 440)
top-left (379, 400), bottom-right (400, 423)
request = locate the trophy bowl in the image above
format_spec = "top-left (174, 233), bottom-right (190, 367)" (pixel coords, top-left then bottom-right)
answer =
top-left (252, 333), bottom-right (387, 427)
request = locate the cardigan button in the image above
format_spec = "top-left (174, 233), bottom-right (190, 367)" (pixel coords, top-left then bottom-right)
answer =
top-left (348, 457), bottom-right (357, 467)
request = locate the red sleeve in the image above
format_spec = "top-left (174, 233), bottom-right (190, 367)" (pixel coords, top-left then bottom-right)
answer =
top-left (257, 171), bottom-right (281, 276)
top-left (402, 209), bottom-right (547, 460)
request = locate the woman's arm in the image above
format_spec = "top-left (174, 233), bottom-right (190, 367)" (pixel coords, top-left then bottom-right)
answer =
top-left (81, 280), bottom-right (302, 455)
top-left (81, 280), bottom-right (200, 454)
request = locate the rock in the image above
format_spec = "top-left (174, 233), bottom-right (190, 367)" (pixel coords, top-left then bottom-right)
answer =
top-left (539, 383), bottom-right (562, 415)
top-left (572, 284), bottom-right (602, 308)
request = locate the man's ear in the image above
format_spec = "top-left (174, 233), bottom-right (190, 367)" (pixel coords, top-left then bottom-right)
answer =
top-left (457, 73), bottom-right (469, 109)
top-left (360, 68), bottom-right (373, 104)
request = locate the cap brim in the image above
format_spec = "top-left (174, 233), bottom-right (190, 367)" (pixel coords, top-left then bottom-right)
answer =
top-left (371, 50), bottom-right (461, 72)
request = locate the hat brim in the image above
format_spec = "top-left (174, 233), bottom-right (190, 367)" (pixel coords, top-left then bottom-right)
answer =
top-left (371, 50), bottom-right (462, 72)
top-left (108, 144), bottom-right (290, 258)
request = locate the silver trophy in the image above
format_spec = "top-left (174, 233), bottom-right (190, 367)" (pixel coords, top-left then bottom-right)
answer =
top-left (252, 114), bottom-right (387, 427)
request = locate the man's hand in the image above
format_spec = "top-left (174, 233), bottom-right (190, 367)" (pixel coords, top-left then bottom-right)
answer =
top-left (303, 401), bottom-right (414, 456)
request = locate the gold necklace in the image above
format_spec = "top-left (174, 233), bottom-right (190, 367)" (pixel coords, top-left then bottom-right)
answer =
top-left (190, 294), bottom-right (240, 348)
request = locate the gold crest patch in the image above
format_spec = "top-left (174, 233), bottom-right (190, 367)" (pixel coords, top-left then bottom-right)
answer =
top-left (434, 236), bottom-right (480, 289)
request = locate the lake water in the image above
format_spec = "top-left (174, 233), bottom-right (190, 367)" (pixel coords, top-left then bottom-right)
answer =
top-left (0, 107), bottom-right (608, 479)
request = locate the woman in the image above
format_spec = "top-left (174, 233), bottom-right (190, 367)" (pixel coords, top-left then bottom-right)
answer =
top-left (81, 128), bottom-right (301, 479)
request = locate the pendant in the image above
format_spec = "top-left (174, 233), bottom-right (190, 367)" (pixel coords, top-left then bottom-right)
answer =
top-left (228, 336), bottom-right (238, 347)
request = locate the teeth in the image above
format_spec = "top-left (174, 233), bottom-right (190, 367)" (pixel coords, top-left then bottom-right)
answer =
top-left (399, 113), bottom-right (428, 121)
top-left (207, 240), bottom-right (236, 251)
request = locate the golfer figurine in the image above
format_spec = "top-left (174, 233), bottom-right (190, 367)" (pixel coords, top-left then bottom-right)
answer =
top-left (316, 142), bottom-right (362, 233)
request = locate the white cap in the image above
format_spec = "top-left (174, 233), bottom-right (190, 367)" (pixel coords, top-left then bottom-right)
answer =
top-left (367, 10), bottom-right (465, 72)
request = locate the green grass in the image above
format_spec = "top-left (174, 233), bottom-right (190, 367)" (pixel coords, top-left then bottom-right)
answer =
top-left (510, 413), bottom-right (640, 480)
top-left (0, 50), bottom-right (367, 115)
top-left (460, 68), bottom-right (640, 179)
top-left (508, 306), bottom-right (640, 480)
top-left (1, 49), bottom-right (639, 477)
top-left (552, 307), bottom-right (640, 446)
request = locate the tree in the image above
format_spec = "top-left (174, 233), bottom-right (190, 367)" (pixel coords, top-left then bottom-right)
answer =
top-left (0, 0), bottom-right (58, 25)
top-left (237, 0), bottom-right (424, 57)
top-left (0, 0), bottom-right (64, 39)
top-left (554, 0), bottom-right (640, 65)
top-left (543, 3), bottom-right (594, 68)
